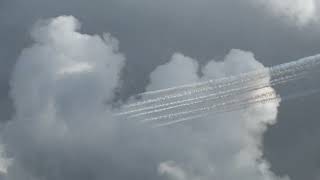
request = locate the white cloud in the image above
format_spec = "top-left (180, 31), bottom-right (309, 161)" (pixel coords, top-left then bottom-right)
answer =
top-left (149, 49), bottom-right (288, 180)
top-left (146, 53), bottom-right (199, 91)
top-left (0, 145), bottom-right (11, 175)
top-left (255, 0), bottom-right (319, 25)
top-left (159, 161), bottom-right (187, 180)
top-left (4, 16), bottom-right (126, 179)
top-left (0, 16), bottom-right (289, 180)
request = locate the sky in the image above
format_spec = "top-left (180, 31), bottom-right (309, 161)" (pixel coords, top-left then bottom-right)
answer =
top-left (0, 0), bottom-right (320, 180)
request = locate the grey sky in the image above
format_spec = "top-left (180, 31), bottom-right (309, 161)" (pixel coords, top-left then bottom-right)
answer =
top-left (0, 0), bottom-right (320, 179)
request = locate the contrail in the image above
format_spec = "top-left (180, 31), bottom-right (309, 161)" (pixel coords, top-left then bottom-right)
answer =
top-left (124, 85), bottom-right (213, 108)
top-left (153, 87), bottom-right (320, 128)
top-left (117, 69), bottom-right (316, 117)
top-left (138, 90), bottom-right (277, 123)
top-left (136, 70), bottom-right (267, 96)
top-left (127, 74), bottom-right (299, 118)
top-left (124, 70), bottom-right (269, 108)
top-left (140, 54), bottom-right (320, 97)
top-left (152, 97), bottom-right (280, 128)
top-left (137, 54), bottom-right (312, 97)
top-left (114, 54), bottom-right (320, 127)
top-left (140, 92), bottom-right (277, 124)
top-left (141, 70), bottom-right (319, 125)
top-left (123, 54), bottom-right (320, 109)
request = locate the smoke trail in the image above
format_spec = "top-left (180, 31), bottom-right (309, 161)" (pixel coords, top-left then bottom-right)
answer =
top-left (118, 68), bottom-right (317, 117)
top-left (124, 70), bottom-right (269, 108)
top-left (138, 90), bottom-right (277, 123)
top-left (152, 96), bottom-right (280, 128)
top-left (154, 96), bottom-right (280, 127)
top-left (123, 54), bottom-right (320, 110)
top-left (135, 70), bottom-right (316, 122)
top-left (142, 52), bottom-right (320, 98)
top-left (140, 93), bottom-right (277, 124)
top-left (124, 86), bottom-right (214, 108)
top-left (153, 87), bottom-right (320, 127)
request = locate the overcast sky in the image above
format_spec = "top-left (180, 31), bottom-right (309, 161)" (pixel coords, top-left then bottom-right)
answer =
top-left (0, 0), bottom-right (320, 180)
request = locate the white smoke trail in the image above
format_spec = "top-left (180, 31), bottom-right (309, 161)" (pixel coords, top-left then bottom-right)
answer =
top-left (146, 53), bottom-right (320, 97)
top-left (124, 70), bottom-right (269, 108)
top-left (152, 97), bottom-right (280, 128)
top-left (118, 68), bottom-right (317, 117)
top-left (153, 96), bottom-right (281, 127)
top-left (124, 85), bottom-right (213, 108)
top-left (139, 90), bottom-right (277, 123)
top-left (153, 87), bottom-right (320, 128)
top-left (135, 71), bottom-right (315, 122)
top-left (123, 54), bottom-right (320, 109)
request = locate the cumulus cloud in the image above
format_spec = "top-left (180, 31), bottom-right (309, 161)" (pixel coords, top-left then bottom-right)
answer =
top-left (158, 161), bottom-right (187, 180)
top-left (149, 49), bottom-right (287, 180)
top-left (0, 144), bottom-right (11, 175)
top-left (146, 53), bottom-right (199, 91)
top-left (255, 0), bottom-right (319, 25)
top-left (0, 16), bottom-right (289, 180)
top-left (4, 15), bottom-right (126, 179)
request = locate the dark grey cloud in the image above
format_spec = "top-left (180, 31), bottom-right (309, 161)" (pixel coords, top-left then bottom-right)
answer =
top-left (0, 0), bottom-right (320, 180)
